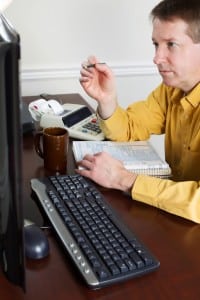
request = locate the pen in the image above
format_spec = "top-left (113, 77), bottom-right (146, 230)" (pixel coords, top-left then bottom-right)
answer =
top-left (86, 62), bottom-right (106, 68)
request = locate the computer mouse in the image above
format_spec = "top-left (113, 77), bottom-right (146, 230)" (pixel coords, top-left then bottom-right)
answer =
top-left (24, 220), bottom-right (50, 260)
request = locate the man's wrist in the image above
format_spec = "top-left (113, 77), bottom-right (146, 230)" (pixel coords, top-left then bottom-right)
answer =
top-left (117, 171), bottom-right (137, 194)
top-left (97, 102), bottom-right (117, 120)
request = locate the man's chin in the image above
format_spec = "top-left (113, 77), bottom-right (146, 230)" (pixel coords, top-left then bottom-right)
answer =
top-left (161, 78), bottom-right (176, 88)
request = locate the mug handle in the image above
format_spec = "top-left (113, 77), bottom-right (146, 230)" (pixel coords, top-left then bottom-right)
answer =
top-left (34, 131), bottom-right (44, 158)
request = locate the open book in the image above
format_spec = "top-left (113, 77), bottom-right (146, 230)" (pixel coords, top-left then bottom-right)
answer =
top-left (72, 140), bottom-right (171, 178)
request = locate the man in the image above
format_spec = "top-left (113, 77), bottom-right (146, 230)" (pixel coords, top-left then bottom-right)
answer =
top-left (78, 0), bottom-right (200, 224)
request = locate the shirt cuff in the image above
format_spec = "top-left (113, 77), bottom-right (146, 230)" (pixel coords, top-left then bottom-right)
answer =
top-left (131, 175), bottom-right (163, 207)
top-left (97, 106), bottom-right (125, 139)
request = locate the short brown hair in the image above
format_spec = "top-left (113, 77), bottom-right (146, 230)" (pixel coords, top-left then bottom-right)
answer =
top-left (150, 0), bottom-right (200, 43)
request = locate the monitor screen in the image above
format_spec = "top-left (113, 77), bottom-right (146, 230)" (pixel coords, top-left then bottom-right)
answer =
top-left (0, 13), bottom-right (25, 289)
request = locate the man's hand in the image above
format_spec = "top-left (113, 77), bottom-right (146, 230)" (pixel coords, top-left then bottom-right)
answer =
top-left (79, 55), bottom-right (118, 119)
top-left (76, 151), bottom-right (137, 194)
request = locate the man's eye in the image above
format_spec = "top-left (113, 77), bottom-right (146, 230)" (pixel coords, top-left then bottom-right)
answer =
top-left (168, 42), bottom-right (176, 48)
top-left (153, 42), bottom-right (158, 48)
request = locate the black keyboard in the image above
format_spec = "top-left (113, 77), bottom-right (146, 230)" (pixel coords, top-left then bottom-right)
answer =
top-left (31, 174), bottom-right (160, 288)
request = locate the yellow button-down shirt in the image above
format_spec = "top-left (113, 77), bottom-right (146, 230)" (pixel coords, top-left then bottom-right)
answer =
top-left (99, 83), bottom-right (200, 223)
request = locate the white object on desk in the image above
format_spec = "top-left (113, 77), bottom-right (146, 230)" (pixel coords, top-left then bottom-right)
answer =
top-left (39, 102), bottom-right (105, 141)
top-left (28, 99), bottom-right (54, 121)
top-left (72, 140), bottom-right (171, 177)
top-left (47, 99), bottom-right (64, 115)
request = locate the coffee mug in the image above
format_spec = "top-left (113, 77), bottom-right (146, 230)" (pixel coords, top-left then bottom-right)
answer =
top-left (34, 127), bottom-right (68, 173)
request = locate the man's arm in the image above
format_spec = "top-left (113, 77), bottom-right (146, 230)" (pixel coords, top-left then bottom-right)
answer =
top-left (76, 151), bottom-right (200, 224)
top-left (132, 174), bottom-right (200, 224)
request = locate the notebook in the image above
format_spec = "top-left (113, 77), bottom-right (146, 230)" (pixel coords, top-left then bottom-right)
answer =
top-left (72, 140), bottom-right (171, 178)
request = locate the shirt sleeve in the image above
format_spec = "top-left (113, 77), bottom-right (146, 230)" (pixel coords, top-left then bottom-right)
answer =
top-left (132, 175), bottom-right (200, 223)
top-left (99, 84), bottom-right (168, 142)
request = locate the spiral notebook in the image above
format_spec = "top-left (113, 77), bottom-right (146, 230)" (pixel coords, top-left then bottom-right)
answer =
top-left (72, 140), bottom-right (171, 178)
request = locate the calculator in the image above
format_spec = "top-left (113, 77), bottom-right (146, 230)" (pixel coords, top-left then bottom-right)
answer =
top-left (40, 103), bottom-right (105, 141)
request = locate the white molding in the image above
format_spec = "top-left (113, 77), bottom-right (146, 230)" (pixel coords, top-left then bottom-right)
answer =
top-left (21, 63), bottom-right (158, 81)
top-left (113, 63), bottom-right (157, 77)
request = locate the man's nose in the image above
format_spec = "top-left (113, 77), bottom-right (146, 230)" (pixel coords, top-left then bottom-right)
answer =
top-left (153, 47), bottom-right (167, 65)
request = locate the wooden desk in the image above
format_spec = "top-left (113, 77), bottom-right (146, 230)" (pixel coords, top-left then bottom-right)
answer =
top-left (1, 94), bottom-right (200, 300)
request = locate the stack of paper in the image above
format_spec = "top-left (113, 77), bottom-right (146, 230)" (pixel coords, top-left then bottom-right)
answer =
top-left (72, 140), bottom-right (171, 178)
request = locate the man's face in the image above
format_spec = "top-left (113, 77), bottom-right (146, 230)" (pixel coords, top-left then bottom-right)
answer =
top-left (152, 17), bottom-right (200, 92)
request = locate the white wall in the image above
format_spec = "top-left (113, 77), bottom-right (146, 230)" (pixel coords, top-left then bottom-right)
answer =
top-left (4, 0), bottom-right (164, 157)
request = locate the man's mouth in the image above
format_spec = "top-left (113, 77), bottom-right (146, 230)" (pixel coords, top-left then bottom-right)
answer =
top-left (159, 70), bottom-right (173, 75)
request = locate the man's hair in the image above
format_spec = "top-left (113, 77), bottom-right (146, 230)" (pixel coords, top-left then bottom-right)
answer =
top-left (150, 0), bottom-right (200, 43)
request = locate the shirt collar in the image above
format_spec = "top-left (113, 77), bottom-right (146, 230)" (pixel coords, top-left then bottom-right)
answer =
top-left (182, 83), bottom-right (200, 108)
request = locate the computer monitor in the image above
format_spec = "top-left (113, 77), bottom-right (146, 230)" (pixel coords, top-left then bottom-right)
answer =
top-left (0, 13), bottom-right (25, 289)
